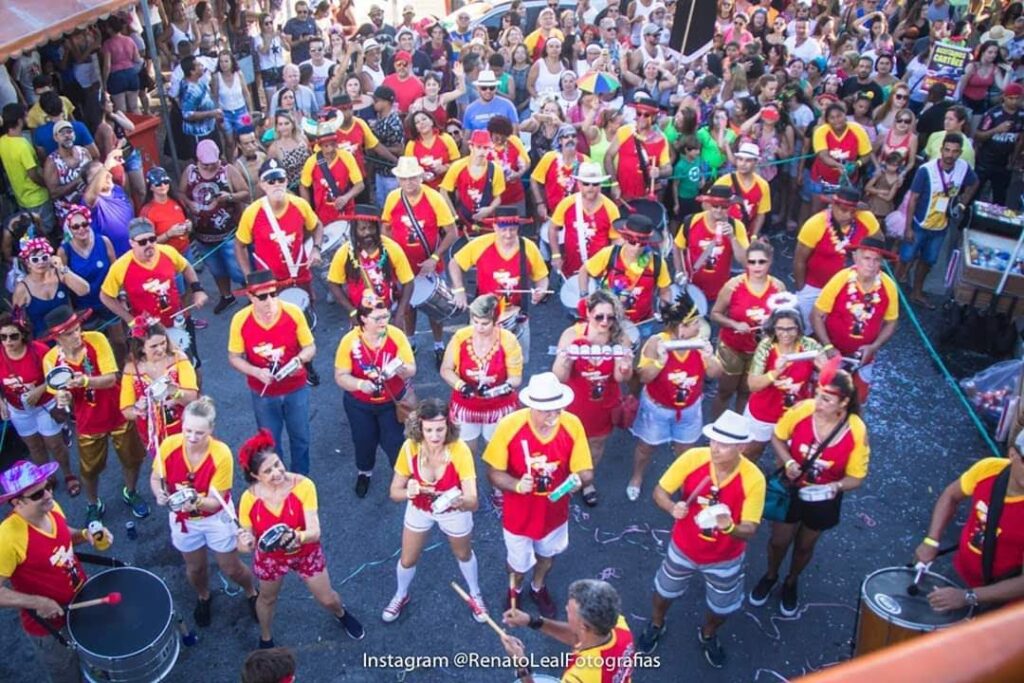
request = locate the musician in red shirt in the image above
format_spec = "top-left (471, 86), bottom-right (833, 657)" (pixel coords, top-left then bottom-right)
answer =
top-left (0, 460), bottom-right (111, 683)
top-left (673, 186), bottom-right (750, 304)
top-left (531, 124), bottom-right (589, 257)
top-left (604, 91), bottom-right (671, 201)
top-left (548, 162), bottom-right (620, 277)
top-left (440, 130), bottom-right (506, 238)
top-left (486, 116), bottom-right (530, 215)
top-left (915, 431), bottom-right (1024, 611)
top-left (298, 113), bottom-right (365, 226)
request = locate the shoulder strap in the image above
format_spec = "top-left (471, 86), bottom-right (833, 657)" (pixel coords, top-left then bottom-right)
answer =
top-left (633, 134), bottom-right (651, 187)
top-left (260, 197), bottom-right (300, 278)
top-left (399, 192), bottom-right (435, 256)
top-left (786, 417), bottom-right (848, 481)
top-left (603, 243), bottom-right (624, 289)
top-left (730, 173), bottom-right (752, 225)
top-left (982, 465), bottom-right (1013, 586)
top-left (518, 237), bottom-right (529, 317)
top-left (315, 152), bottom-right (343, 201)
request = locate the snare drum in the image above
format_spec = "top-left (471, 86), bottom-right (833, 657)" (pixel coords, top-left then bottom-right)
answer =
top-left (669, 283), bottom-right (710, 318)
top-left (279, 287), bottom-right (317, 330)
top-left (67, 567), bottom-right (180, 682)
top-left (559, 277), bottom-right (597, 317)
top-left (410, 276), bottom-right (458, 321)
top-left (854, 566), bottom-right (972, 657)
top-left (304, 221), bottom-right (349, 260)
top-left (166, 327), bottom-right (190, 355)
top-left (498, 305), bottom-right (526, 336)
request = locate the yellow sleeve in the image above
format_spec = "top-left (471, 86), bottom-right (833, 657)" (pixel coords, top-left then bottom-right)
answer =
top-left (657, 448), bottom-right (708, 494)
top-left (510, 137), bottom-right (528, 163)
top-left (359, 119), bottom-right (380, 148)
top-left (498, 329), bottom-right (524, 378)
top-left (453, 235), bottom-right (486, 270)
top-left (382, 189), bottom-right (400, 223)
top-left (733, 220), bottom-right (749, 247)
top-left (491, 162), bottom-right (506, 197)
top-left (853, 123), bottom-right (872, 156)
top-left (845, 415), bottom-right (870, 478)
top-left (655, 255), bottom-right (671, 287)
top-left (441, 133), bottom-right (461, 161)
top-left (227, 307), bottom-right (250, 354)
top-left (881, 275), bottom-right (900, 321)
top-left (157, 435), bottom-right (179, 473)
top-left (797, 214), bottom-right (826, 249)
top-left (119, 370), bottom-right (137, 410)
top-left (773, 400), bottom-right (814, 441)
top-left (614, 125), bottom-right (633, 146)
top-left (236, 202), bottom-right (260, 244)
top-left (523, 31), bottom-right (539, 54)
top-left (638, 333), bottom-right (670, 370)
top-left (210, 440), bottom-right (234, 492)
top-left (584, 246), bottom-right (613, 277)
top-left (483, 411), bottom-right (529, 470)
top-left (385, 238), bottom-right (415, 284)
top-left (440, 158), bottom-right (465, 191)
top-left (857, 210), bottom-right (881, 237)
top-left (960, 458), bottom-right (1010, 497)
top-left (450, 441), bottom-right (477, 480)
top-left (0, 516), bottom-right (28, 578)
top-left (403, 140), bottom-right (415, 156)
top-left (282, 303), bottom-right (315, 346)
top-left (394, 440), bottom-right (415, 477)
top-left (656, 138), bottom-right (670, 166)
top-left (524, 239), bottom-right (549, 280)
top-left (238, 490), bottom-right (255, 528)
top-left (604, 197), bottom-right (621, 230)
top-left (293, 477), bottom-right (319, 511)
top-left (334, 331), bottom-right (356, 372)
top-left (327, 244), bottom-right (351, 284)
top-left (755, 177), bottom-right (771, 214)
top-left (565, 413), bottom-right (595, 473)
top-left (299, 154), bottom-right (317, 188)
top-left (550, 195), bottom-right (573, 227)
top-left (389, 325), bottom-right (415, 363)
top-left (812, 124), bottom-right (830, 153)
top-left (739, 460), bottom-right (767, 524)
top-left (175, 357), bottom-right (198, 390)
top-left (100, 253), bottom-right (130, 297)
top-left (674, 216), bottom-right (690, 248)
top-left (162, 245), bottom-right (190, 272)
top-left (425, 187), bottom-right (456, 225)
top-left (814, 269), bottom-right (847, 314)
top-left (42, 347), bottom-right (58, 394)
top-left (293, 196), bottom-right (319, 232)
top-left (341, 150), bottom-right (363, 184)
top-left (531, 152), bottom-right (555, 184)
top-left (86, 332), bottom-right (117, 375)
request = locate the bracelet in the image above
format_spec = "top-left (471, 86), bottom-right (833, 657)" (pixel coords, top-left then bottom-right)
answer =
top-left (451, 287), bottom-right (466, 294)
top-left (551, 253), bottom-right (562, 260)
top-left (349, 309), bottom-right (358, 318)
top-left (514, 480), bottom-right (524, 494)
top-left (651, 359), bottom-right (665, 369)
top-left (527, 614), bottom-right (544, 630)
top-left (922, 537), bottom-right (940, 548)
top-left (722, 522), bottom-right (736, 535)
top-left (189, 282), bottom-right (204, 294)
top-left (785, 459), bottom-right (796, 469)
top-left (429, 253), bottom-right (440, 261)
top-left (766, 370), bottom-right (776, 381)
top-left (82, 375), bottom-right (90, 389)
top-left (78, 528), bottom-right (89, 542)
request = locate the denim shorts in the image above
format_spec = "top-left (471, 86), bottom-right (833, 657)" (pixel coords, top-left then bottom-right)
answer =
top-left (630, 390), bottom-right (703, 446)
top-left (124, 148), bottom-right (143, 173)
top-left (222, 106), bottom-right (250, 134)
top-left (194, 238), bottom-right (245, 285)
top-left (107, 68), bottom-right (140, 95)
top-left (800, 169), bottom-right (824, 203)
top-left (899, 225), bottom-right (947, 266)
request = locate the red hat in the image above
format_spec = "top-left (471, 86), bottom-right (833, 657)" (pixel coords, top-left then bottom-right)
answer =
top-left (469, 130), bottom-right (493, 147)
top-left (394, 50), bottom-right (412, 65)
top-left (761, 106), bottom-right (780, 122)
top-left (1005, 82), bottom-right (1024, 98)
top-left (42, 305), bottom-right (93, 341)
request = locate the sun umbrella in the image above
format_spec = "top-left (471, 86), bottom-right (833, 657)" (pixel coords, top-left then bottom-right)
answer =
top-left (578, 70), bottom-right (621, 94)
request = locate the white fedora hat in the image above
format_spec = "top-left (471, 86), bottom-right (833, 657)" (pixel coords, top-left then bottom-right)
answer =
top-left (735, 141), bottom-right (761, 159)
top-left (393, 156), bottom-right (425, 179)
top-left (701, 410), bottom-right (751, 444)
top-left (573, 161), bottom-right (610, 184)
top-left (519, 372), bottom-right (575, 411)
top-left (476, 70), bottom-right (500, 88)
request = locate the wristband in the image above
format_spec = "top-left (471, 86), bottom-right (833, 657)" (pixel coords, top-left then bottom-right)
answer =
top-left (766, 370), bottom-right (776, 381)
top-left (349, 309), bottom-right (358, 318)
top-left (82, 375), bottom-right (90, 389)
top-left (722, 522), bottom-right (736, 535)
top-left (514, 480), bottom-right (524, 494)
top-left (78, 528), bottom-right (89, 542)
top-left (429, 253), bottom-right (440, 261)
top-left (190, 282), bottom-right (204, 294)
top-left (785, 459), bottom-right (796, 469)
top-left (527, 614), bottom-right (544, 630)
top-left (551, 253), bottom-right (562, 260)
top-left (922, 537), bottom-right (940, 548)
top-left (451, 287), bottom-right (466, 294)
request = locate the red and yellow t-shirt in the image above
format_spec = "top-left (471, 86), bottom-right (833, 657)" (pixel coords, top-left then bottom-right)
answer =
top-left (717, 274), bottom-right (786, 354)
top-left (335, 117), bottom-right (380, 173)
top-left (158, 433), bottom-right (233, 519)
top-left (140, 198), bottom-right (190, 254)
top-left (773, 400), bottom-right (870, 486)
top-left (531, 150), bottom-right (589, 212)
top-left (382, 186), bottom-right (456, 269)
top-left (101, 245), bottom-right (190, 327)
top-left (810, 122), bottom-right (872, 184)
top-left (394, 439), bottom-right (476, 513)
top-left (326, 236), bottom-right (414, 310)
top-left (483, 408), bottom-right (593, 539)
top-left (453, 234), bottom-right (548, 309)
top-left (488, 136), bottom-right (529, 205)
top-left (640, 333), bottom-right (708, 410)
top-left (954, 458), bottom-right (1024, 589)
top-left (563, 615), bottom-right (635, 682)
top-left (550, 193), bottom-right (620, 276)
top-left (613, 124), bottom-right (670, 199)
top-left (239, 476), bottom-right (318, 560)
top-left (0, 501), bottom-right (86, 636)
top-left (299, 149), bottom-right (364, 225)
top-left (0, 341), bottom-right (48, 410)
top-left (523, 27), bottom-right (565, 60)
top-left (405, 133), bottom-right (461, 188)
top-left (334, 325), bottom-right (414, 405)
top-left (658, 447), bottom-right (765, 564)
top-left (747, 338), bottom-right (821, 424)
top-left (119, 354), bottom-right (198, 449)
top-left (228, 302), bottom-right (314, 395)
top-left (798, 210), bottom-right (880, 289)
top-left (448, 326), bottom-right (523, 424)
top-left (585, 245), bottom-right (671, 323)
top-left (712, 172), bottom-right (771, 232)
top-left (43, 332), bottom-right (125, 435)
top-left (675, 211), bottom-right (749, 303)
top-left (236, 196), bottom-right (319, 281)
top-left (440, 158), bottom-right (507, 233)
top-left (814, 267), bottom-right (899, 356)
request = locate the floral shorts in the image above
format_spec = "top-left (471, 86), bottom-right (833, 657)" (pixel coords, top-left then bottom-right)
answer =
top-left (253, 544), bottom-right (326, 582)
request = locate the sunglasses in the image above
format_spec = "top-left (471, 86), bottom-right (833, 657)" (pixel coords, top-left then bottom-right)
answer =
top-left (253, 291), bottom-right (277, 301)
top-left (23, 482), bottom-right (55, 501)
top-left (580, 181), bottom-right (601, 188)
top-left (133, 236), bottom-right (157, 246)
top-left (0, 332), bottom-right (21, 341)
top-left (747, 258), bottom-right (769, 265)
top-left (624, 237), bottom-right (647, 246)
top-left (265, 176), bottom-right (287, 185)
top-left (150, 178), bottom-right (170, 187)
top-left (27, 254), bottom-right (50, 264)
top-left (591, 313), bottom-right (614, 322)
top-left (478, 86), bottom-right (496, 91)
top-left (897, 117), bottom-right (912, 123)
top-left (637, 112), bottom-right (654, 119)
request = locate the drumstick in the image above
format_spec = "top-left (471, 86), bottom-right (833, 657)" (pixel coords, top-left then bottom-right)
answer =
top-left (509, 574), bottom-right (517, 611)
top-left (68, 592), bottom-right (122, 610)
top-left (168, 301), bottom-right (201, 320)
top-left (450, 582), bottom-right (507, 638)
top-left (207, 486), bottom-right (239, 527)
top-left (520, 440), bottom-right (533, 474)
top-left (685, 475), bottom-right (713, 506)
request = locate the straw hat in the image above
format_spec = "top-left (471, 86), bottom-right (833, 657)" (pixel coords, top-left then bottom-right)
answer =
top-left (393, 156), bottom-right (426, 179)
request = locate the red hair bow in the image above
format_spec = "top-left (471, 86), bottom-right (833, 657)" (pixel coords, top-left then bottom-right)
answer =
top-left (239, 428), bottom-right (276, 472)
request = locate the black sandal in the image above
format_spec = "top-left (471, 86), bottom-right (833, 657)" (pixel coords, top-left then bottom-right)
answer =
top-left (581, 485), bottom-right (599, 507)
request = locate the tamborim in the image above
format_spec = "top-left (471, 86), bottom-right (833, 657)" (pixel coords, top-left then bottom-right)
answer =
top-left (410, 276), bottom-right (458, 321)
top-left (257, 523), bottom-right (295, 553)
top-left (67, 567), bottom-right (179, 682)
top-left (167, 488), bottom-right (199, 513)
top-left (854, 566), bottom-right (972, 657)
top-left (46, 366), bottom-right (74, 391)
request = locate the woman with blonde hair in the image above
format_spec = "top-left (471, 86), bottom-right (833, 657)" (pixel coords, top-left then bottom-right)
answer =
top-left (266, 110), bottom-right (309, 192)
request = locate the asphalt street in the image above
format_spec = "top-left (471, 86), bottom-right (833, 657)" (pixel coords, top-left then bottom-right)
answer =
top-left (0, 226), bottom-right (994, 683)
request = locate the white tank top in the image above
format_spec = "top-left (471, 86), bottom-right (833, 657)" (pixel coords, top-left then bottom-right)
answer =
top-left (534, 58), bottom-right (564, 98)
top-left (632, 0), bottom-right (656, 22)
top-left (363, 63), bottom-right (384, 89)
top-left (216, 71), bottom-right (246, 110)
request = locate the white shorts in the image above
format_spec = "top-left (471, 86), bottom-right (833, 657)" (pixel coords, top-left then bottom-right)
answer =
top-left (630, 390), bottom-right (703, 446)
top-left (7, 401), bottom-right (62, 438)
top-left (169, 509), bottom-right (238, 554)
top-left (796, 285), bottom-right (822, 332)
top-left (857, 360), bottom-right (874, 384)
top-left (459, 421), bottom-right (498, 443)
top-left (503, 522), bottom-right (569, 573)
top-left (743, 405), bottom-right (776, 442)
top-left (403, 502), bottom-right (474, 538)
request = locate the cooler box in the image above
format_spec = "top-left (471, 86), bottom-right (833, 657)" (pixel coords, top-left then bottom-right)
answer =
top-left (970, 202), bottom-right (1024, 239)
top-left (125, 113), bottom-right (162, 174)
top-left (953, 228), bottom-right (1024, 317)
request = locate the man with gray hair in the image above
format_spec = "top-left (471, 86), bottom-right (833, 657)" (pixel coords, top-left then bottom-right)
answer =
top-left (500, 578), bottom-right (637, 681)
top-left (269, 64), bottom-right (318, 119)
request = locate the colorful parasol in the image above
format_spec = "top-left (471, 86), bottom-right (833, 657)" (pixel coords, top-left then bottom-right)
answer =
top-left (578, 70), bottom-right (621, 94)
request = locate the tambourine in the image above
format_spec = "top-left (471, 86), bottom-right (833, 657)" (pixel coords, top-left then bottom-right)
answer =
top-left (694, 503), bottom-right (731, 529)
top-left (257, 523), bottom-right (296, 553)
top-left (273, 357), bottom-right (302, 382)
top-left (798, 484), bottom-right (837, 502)
top-left (46, 366), bottom-right (74, 391)
top-left (168, 487), bottom-right (199, 512)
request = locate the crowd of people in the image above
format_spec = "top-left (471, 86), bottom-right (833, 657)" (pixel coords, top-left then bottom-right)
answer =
top-left (1, 0), bottom-right (1024, 681)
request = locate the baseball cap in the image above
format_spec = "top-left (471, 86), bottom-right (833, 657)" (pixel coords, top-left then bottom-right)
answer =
top-left (393, 50), bottom-right (412, 65)
top-left (373, 85), bottom-right (396, 103)
top-left (1005, 83), bottom-right (1024, 98)
top-left (52, 120), bottom-right (74, 139)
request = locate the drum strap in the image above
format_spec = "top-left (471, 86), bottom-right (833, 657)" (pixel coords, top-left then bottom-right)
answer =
top-left (28, 611), bottom-right (69, 647)
top-left (574, 193), bottom-right (589, 270)
top-left (261, 198), bottom-right (301, 279)
top-left (982, 466), bottom-right (1012, 586)
top-left (400, 191), bottom-right (436, 258)
top-left (316, 152), bottom-right (343, 201)
top-left (519, 237), bottom-right (529, 318)
top-left (730, 173), bottom-right (752, 226)
top-left (633, 135), bottom-right (650, 190)
top-left (770, 418), bottom-right (847, 483)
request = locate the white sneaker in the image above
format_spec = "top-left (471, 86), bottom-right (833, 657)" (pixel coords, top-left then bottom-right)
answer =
top-left (468, 593), bottom-right (488, 624)
top-left (381, 594), bottom-right (410, 623)
top-left (626, 485), bottom-right (641, 502)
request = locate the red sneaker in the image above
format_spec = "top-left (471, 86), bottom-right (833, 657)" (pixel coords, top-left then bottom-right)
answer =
top-left (530, 585), bottom-right (557, 619)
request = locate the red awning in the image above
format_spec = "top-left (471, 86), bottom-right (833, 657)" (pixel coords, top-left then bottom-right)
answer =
top-left (0, 0), bottom-right (136, 61)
